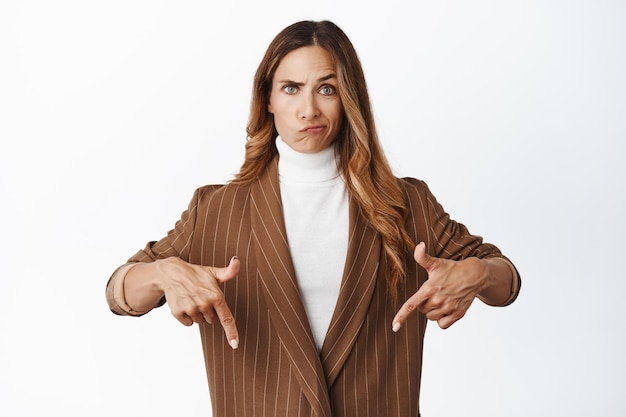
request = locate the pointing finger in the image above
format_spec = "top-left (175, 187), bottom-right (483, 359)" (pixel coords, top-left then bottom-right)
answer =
top-left (391, 288), bottom-right (428, 332)
top-left (214, 256), bottom-right (240, 348)
top-left (213, 299), bottom-right (239, 349)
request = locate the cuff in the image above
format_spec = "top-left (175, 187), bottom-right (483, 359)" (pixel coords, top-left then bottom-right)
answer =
top-left (106, 263), bottom-right (149, 316)
top-left (499, 257), bottom-right (521, 306)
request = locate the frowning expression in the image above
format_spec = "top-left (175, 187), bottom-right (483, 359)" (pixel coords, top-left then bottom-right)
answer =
top-left (268, 46), bottom-right (343, 153)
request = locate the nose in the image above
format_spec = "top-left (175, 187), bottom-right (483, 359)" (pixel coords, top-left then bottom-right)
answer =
top-left (299, 93), bottom-right (320, 120)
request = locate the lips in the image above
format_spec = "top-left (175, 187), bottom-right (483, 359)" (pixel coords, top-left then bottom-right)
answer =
top-left (300, 125), bottom-right (325, 133)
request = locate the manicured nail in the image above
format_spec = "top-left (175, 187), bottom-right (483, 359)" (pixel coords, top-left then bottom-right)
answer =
top-left (230, 339), bottom-right (239, 349)
top-left (392, 322), bottom-right (402, 332)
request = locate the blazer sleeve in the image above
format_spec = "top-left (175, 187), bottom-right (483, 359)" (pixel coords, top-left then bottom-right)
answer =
top-left (402, 177), bottom-right (521, 305)
top-left (128, 186), bottom-right (212, 263)
top-left (105, 185), bottom-right (223, 315)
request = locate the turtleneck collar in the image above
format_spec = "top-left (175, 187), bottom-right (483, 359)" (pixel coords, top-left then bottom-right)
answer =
top-left (276, 136), bottom-right (340, 183)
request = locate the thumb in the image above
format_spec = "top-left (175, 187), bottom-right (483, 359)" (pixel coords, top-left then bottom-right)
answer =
top-left (413, 242), bottom-right (436, 272)
top-left (212, 256), bottom-right (240, 284)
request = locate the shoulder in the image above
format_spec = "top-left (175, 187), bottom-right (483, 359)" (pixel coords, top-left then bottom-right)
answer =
top-left (192, 182), bottom-right (252, 207)
top-left (396, 177), bottom-right (445, 218)
top-left (397, 177), bottom-right (432, 199)
top-left (195, 183), bottom-right (227, 199)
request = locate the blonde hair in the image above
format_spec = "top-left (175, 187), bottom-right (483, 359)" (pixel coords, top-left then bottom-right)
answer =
top-left (233, 20), bottom-right (414, 301)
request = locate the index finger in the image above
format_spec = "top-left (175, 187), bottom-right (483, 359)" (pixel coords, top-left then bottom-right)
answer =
top-left (212, 297), bottom-right (239, 349)
top-left (391, 288), bottom-right (429, 332)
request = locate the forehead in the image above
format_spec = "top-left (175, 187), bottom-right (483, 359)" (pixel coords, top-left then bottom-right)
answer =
top-left (274, 46), bottom-right (336, 80)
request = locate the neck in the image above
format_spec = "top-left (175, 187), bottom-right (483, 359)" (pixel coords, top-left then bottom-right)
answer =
top-left (276, 136), bottom-right (339, 183)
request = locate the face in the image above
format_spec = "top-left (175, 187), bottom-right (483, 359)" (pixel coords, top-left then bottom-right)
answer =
top-left (268, 46), bottom-right (343, 153)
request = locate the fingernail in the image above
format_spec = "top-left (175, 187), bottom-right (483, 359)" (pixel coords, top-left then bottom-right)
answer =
top-left (229, 339), bottom-right (239, 349)
top-left (392, 322), bottom-right (402, 332)
top-left (230, 256), bottom-right (238, 264)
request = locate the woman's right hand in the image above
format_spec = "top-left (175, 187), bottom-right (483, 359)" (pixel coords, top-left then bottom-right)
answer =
top-left (155, 256), bottom-right (240, 349)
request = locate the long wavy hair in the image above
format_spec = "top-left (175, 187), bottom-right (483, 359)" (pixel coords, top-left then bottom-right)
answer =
top-left (233, 20), bottom-right (415, 301)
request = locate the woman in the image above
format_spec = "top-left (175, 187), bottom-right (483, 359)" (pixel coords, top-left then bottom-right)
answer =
top-left (107, 20), bottom-right (520, 417)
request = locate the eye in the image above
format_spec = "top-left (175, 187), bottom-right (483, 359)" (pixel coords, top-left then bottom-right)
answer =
top-left (319, 85), bottom-right (336, 95)
top-left (283, 85), bottom-right (298, 94)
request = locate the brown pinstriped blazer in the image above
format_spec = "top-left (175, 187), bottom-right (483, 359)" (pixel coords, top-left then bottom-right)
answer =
top-left (111, 157), bottom-right (519, 417)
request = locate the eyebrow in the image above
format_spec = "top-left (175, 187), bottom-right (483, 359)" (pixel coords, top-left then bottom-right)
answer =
top-left (277, 74), bottom-right (337, 85)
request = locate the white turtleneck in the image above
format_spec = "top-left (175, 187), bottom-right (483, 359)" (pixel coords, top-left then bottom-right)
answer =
top-left (276, 137), bottom-right (349, 351)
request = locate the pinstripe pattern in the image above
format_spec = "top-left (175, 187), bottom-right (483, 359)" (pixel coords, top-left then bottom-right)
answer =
top-left (111, 159), bottom-right (518, 416)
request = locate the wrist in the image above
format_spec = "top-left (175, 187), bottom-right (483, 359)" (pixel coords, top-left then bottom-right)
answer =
top-left (154, 257), bottom-right (190, 293)
top-left (476, 257), bottom-right (517, 306)
top-left (122, 260), bottom-right (170, 313)
top-left (462, 257), bottom-right (492, 292)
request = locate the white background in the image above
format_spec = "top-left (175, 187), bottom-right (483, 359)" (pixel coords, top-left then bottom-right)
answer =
top-left (1, 1), bottom-right (625, 416)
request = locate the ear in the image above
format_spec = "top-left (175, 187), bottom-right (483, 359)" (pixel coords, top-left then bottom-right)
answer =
top-left (267, 101), bottom-right (274, 114)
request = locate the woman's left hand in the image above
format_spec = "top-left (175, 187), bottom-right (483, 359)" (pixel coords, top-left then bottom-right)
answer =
top-left (392, 242), bottom-right (490, 331)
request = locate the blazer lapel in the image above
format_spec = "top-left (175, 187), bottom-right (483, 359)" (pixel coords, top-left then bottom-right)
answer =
top-left (250, 159), bottom-right (332, 417)
top-left (320, 199), bottom-right (381, 387)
